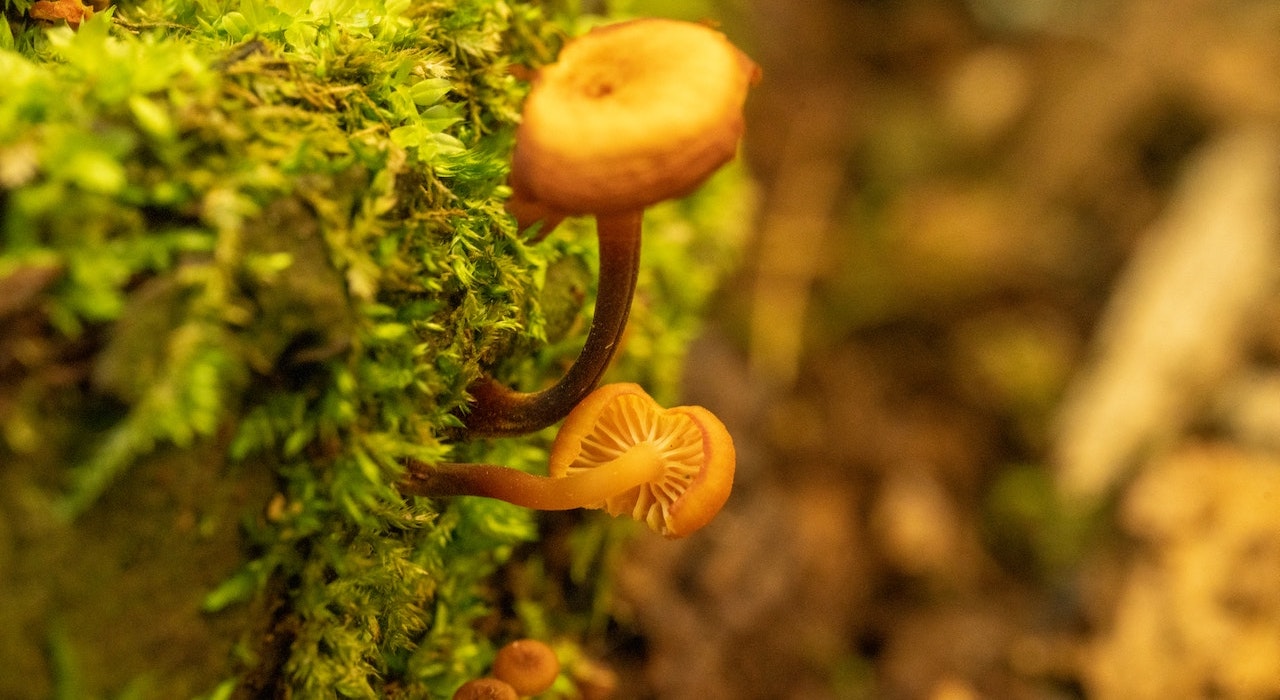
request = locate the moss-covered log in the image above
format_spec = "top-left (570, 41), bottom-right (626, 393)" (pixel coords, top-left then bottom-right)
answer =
top-left (0, 1), bottom-right (752, 697)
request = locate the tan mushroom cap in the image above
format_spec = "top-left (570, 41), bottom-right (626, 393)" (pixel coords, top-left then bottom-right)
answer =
top-left (452, 677), bottom-right (519, 700)
top-left (549, 383), bottom-right (736, 538)
top-left (512, 18), bottom-right (760, 215)
top-left (492, 639), bottom-right (560, 696)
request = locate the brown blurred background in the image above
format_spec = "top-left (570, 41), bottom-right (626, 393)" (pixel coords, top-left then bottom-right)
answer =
top-left (602, 0), bottom-right (1280, 698)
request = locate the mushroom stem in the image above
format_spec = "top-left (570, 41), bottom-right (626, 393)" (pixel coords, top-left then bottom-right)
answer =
top-left (400, 442), bottom-right (663, 510)
top-left (461, 210), bottom-right (643, 436)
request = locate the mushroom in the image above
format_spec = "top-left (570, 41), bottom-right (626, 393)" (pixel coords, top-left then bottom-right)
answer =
top-left (461, 19), bottom-right (760, 437)
top-left (403, 383), bottom-right (736, 538)
top-left (29, 0), bottom-right (94, 27)
top-left (452, 678), bottom-right (519, 700)
top-left (492, 639), bottom-right (560, 696)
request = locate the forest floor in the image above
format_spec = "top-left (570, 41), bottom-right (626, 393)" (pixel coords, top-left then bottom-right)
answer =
top-left (597, 1), bottom-right (1280, 698)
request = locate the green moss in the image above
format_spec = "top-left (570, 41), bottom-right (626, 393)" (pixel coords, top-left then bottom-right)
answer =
top-left (0, 1), bottom-right (751, 697)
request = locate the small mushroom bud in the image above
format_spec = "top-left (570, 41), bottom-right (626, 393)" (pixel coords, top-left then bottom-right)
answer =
top-left (492, 639), bottom-right (560, 696)
top-left (569, 656), bottom-right (619, 700)
top-left (462, 18), bottom-right (759, 437)
top-left (452, 678), bottom-right (519, 700)
top-left (29, 0), bottom-right (94, 27)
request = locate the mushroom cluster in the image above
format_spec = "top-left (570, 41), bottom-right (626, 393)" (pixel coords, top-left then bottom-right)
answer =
top-left (402, 383), bottom-right (735, 539)
top-left (403, 19), bottom-right (752, 537)
top-left (452, 639), bottom-right (561, 700)
top-left (461, 18), bottom-right (760, 437)
top-left (405, 22), bottom-right (750, 683)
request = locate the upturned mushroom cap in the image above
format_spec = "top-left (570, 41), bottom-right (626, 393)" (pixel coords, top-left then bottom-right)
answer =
top-left (512, 18), bottom-right (760, 216)
top-left (548, 383), bottom-right (736, 538)
top-left (492, 639), bottom-right (560, 696)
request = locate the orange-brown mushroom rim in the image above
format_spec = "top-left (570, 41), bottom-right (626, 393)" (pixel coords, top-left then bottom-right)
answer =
top-left (548, 383), bottom-right (736, 538)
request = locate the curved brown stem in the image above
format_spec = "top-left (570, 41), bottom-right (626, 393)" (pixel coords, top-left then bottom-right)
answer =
top-left (460, 210), bottom-right (643, 437)
top-left (399, 443), bottom-right (662, 509)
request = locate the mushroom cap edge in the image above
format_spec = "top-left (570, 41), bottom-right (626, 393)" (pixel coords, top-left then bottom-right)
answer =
top-left (547, 382), bottom-right (737, 538)
top-left (511, 18), bottom-right (760, 215)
